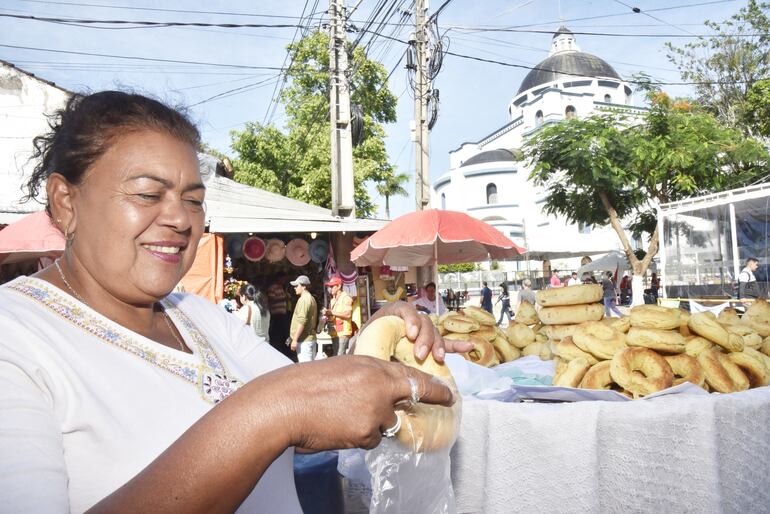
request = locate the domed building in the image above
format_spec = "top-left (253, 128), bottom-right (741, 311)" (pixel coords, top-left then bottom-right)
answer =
top-left (432, 26), bottom-right (647, 268)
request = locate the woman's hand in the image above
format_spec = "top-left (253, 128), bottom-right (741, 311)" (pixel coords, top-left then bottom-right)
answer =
top-left (258, 356), bottom-right (455, 451)
top-left (361, 301), bottom-right (473, 362)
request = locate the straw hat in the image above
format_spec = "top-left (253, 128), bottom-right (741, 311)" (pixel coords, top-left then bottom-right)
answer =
top-left (265, 238), bottom-right (286, 263)
top-left (241, 236), bottom-right (265, 262)
top-left (286, 238), bottom-right (310, 267)
top-left (309, 239), bottom-right (329, 264)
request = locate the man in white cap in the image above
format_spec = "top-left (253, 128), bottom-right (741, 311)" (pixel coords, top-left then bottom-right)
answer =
top-left (289, 275), bottom-right (318, 362)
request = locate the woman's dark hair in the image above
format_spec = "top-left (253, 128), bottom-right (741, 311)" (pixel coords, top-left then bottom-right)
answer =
top-left (23, 90), bottom-right (201, 210)
top-left (499, 283), bottom-right (508, 294)
top-left (240, 283), bottom-right (269, 313)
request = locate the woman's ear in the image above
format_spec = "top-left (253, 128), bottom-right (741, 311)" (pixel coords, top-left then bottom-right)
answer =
top-left (46, 173), bottom-right (77, 237)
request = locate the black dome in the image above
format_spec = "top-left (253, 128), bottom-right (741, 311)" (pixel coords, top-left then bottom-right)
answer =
top-left (461, 148), bottom-right (515, 167)
top-left (517, 52), bottom-right (621, 95)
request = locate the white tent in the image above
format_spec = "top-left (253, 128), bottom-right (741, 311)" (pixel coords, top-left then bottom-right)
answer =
top-left (577, 250), bottom-right (630, 275)
top-left (516, 227), bottom-right (621, 260)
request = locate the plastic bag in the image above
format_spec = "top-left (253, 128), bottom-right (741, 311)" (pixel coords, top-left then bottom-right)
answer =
top-left (365, 377), bottom-right (462, 514)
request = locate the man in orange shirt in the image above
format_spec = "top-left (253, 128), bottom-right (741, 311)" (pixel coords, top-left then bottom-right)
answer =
top-left (322, 276), bottom-right (354, 356)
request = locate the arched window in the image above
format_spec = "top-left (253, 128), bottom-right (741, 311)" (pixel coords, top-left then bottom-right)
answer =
top-left (604, 94), bottom-right (611, 103)
top-left (486, 183), bottom-right (498, 205)
top-left (441, 193), bottom-right (446, 210)
top-left (535, 110), bottom-right (544, 126)
top-left (565, 105), bottom-right (576, 119)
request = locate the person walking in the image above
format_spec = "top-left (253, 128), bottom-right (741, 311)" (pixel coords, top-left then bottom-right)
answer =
top-left (515, 278), bottom-right (537, 312)
top-left (322, 276), bottom-right (354, 356)
top-left (602, 271), bottom-right (623, 318)
top-left (480, 281), bottom-right (493, 314)
top-left (738, 257), bottom-right (760, 301)
top-left (495, 283), bottom-right (512, 326)
top-left (289, 275), bottom-right (318, 362)
top-left (236, 283), bottom-right (271, 340)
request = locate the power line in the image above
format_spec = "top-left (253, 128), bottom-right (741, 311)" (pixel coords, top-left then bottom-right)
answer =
top-left (262, 0), bottom-right (314, 125)
top-left (442, 49), bottom-right (757, 87)
top-left (0, 11), bottom-right (307, 29)
top-left (612, 0), bottom-right (698, 37)
top-left (0, 43), bottom-right (284, 70)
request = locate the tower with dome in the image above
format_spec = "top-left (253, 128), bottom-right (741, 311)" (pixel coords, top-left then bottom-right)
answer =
top-left (432, 26), bottom-right (646, 269)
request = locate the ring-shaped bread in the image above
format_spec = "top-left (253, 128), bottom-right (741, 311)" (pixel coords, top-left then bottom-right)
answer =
top-left (727, 350), bottom-right (770, 388)
top-left (462, 306), bottom-right (497, 327)
top-left (579, 360), bottom-right (620, 390)
top-left (684, 336), bottom-right (714, 357)
top-left (443, 333), bottom-right (498, 367)
top-left (552, 357), bottom-right (590, 387)
top-left (626, 327), bottom-right (686, 354)
top-left (545, 324), bottom-right (580, 341)
top-left (609, 347), bottom-right (674, 397)
top-left (522, 341), bottom-right (545, 357)
top-left (471, 325), bottom-right (497, 342)
top-left (505, 322), bottom-right (536, 349)
top-left (443, 314), bottom-right (480, 334)
top-left (688, 312), bottom-right (744, 352)
top-left (353, 315), bottom-right (456, 451)
top-left (515, 301), bottom-right (539, 325)
top-left (717, 307), bottom-right (741, 325)
top-left (601, 315), bottom-right (631, 334)
top-left (536, 284), bottom-right (603, 307)
top-left (697, 348), bottom-right (749, 393)
top-left (491, 335), bottom-right (521, 363)
top-left (629, 305), bottom-right (681, 330)
top-left (664, 353), bottom-right (705, 387)
top-left (572, 321), bottom-right (628, 360)
top-left (538, 303), bottom-right (604, 325)
top-left (551, 337), bottom-right (599, 365)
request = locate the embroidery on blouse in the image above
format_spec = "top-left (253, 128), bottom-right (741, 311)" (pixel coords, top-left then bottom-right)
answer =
top-left (7, 278), bottom-right (243, 404)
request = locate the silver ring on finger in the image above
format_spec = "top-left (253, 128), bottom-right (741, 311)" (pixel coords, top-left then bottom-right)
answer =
top-left (381, 413), bottom-right (401, 438)
top-left (407, 376), bottom-right (421, 406)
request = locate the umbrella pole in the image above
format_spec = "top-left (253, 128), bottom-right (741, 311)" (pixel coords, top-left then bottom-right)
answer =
top-left (435, 242), bottom-right (440, 315)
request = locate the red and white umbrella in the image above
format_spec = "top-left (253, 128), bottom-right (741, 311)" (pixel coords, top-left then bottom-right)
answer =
top-left (350, 209), bottom-right (525, 267)
top-left (350, 210), bottom-right (525, 313)
top-left (0, 211), bottom-right (65, 265)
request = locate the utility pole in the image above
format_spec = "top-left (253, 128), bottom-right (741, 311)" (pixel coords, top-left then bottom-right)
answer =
top-left (413, 0), bottom-right (430, 212)
top-left (329, 0), bottom-right (355, 218)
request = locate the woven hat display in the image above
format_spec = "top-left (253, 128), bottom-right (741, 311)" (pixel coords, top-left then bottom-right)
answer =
top-left (226, 234), bottom-right (246, 259)
top-left (286, 238), bottom-right (310, 267)
top-left (241, 236), bottom-right (265, 262)
top-left (309, 239), bottom-right (329, 264)
top-left (265, 238), bottom-right (286, 263)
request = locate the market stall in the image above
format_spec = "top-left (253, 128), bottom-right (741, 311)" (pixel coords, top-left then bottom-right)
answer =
top-left (188, 156), bottom-right (387, 357)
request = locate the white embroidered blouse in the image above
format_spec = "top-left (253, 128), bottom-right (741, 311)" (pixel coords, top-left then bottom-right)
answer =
top-left (0, 276), bottom-right (302, 513)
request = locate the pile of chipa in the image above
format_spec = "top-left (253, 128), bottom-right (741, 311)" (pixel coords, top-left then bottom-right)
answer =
top-left (432, 306), bottom-right (521, 367)
top-left (550, 301), bottom-right (770, 398)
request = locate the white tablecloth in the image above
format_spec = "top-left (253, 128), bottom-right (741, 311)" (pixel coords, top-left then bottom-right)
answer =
top-left (450, 387), bottom-right (770, 513)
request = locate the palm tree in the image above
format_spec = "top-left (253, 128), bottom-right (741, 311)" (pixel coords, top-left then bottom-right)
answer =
top-left (375, 171), bottom-right (409, 219)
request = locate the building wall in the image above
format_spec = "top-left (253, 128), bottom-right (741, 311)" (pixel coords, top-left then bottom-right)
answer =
top-left (435, 71), bottom-right (644, 269)
top-left (0, 63), bottom-right (70, 222)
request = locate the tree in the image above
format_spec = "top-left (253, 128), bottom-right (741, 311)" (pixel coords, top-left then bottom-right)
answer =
top-left (375, 171), bottom-right (409, 219)
top-left (665, 1), bottom-right (770, 134)
top-left (438, 263), bottom-right (478, 273)
top-left (744, 79), bottom-right (770, 137)
top-left (526, 92), bottom-right (768, 305)
top-left (229, 31), bottom-right (400, 217)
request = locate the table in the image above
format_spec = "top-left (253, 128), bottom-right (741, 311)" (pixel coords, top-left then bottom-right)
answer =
top-left (450, 387), bottom-right (770, 513)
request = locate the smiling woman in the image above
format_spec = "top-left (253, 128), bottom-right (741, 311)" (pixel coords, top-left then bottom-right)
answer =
top-left (0, 91), bottom-right (467, 513)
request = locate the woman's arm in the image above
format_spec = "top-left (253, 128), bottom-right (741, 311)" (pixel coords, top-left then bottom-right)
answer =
top-left (90, 356), bottom-right (454, 513)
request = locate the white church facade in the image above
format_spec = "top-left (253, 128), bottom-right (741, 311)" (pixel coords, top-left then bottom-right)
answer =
top-left (432, 27), bottom-right (647, 269)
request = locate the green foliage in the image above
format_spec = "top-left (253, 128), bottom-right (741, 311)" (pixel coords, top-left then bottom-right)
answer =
top-left (745, 79), bottom-right (770, 137)
top-left (375, 171), bottom-right (410, 219)
top-left (525, 92), bottom-right (769, 272)
top-left (489, 260), bottom-right (500, 270)
top-left (665, 1), bottom-right (770, 134)
top-left (228, 31), bottom-right (400, 217)
top-left (438, 263), bottom-right (478, 273)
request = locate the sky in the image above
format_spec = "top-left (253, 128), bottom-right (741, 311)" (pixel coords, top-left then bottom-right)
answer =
top-left (0, 0), bottom-right (751, 220)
